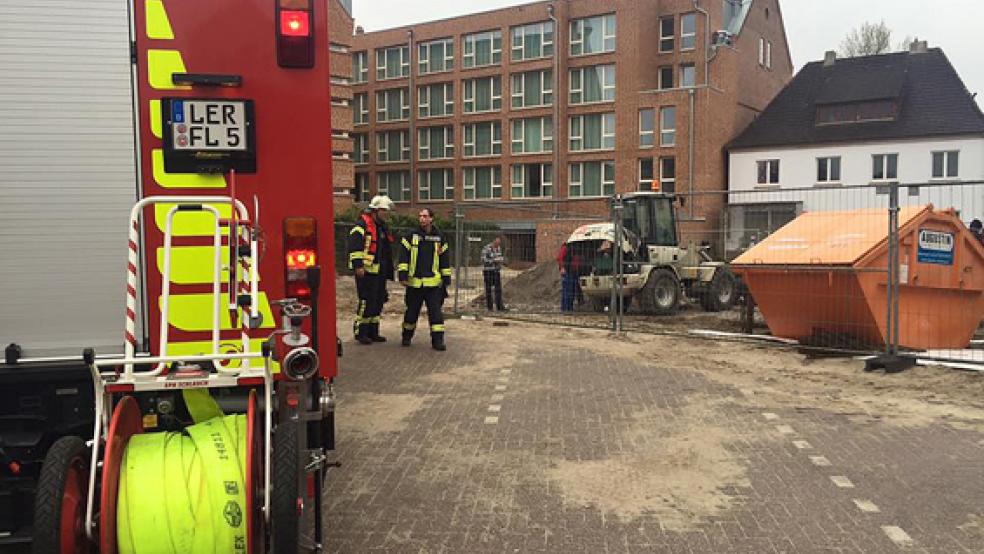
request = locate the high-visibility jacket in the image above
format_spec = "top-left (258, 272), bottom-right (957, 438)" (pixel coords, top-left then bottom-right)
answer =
top-left (347, 213), bottom-right (393, 275)
top-left (397, 226), bottom-right (451, 288)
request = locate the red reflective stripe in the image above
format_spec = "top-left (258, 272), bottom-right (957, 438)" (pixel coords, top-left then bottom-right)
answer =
top-left (360, 214), bottom-right (379, 255)
top-left (127, 262), bottom-right (138, 274)
top-left (126, 308), bottom-right (136, 320)
top-left (126, 284), bottom-right (137, 297)
top-left (124, 331), bottom-right (137, 346)
top-left (128, 240), bottom-right (138, 252)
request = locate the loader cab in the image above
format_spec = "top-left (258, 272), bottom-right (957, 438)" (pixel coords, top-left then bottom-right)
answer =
top-left (621, 193), bottom-right (678, 251)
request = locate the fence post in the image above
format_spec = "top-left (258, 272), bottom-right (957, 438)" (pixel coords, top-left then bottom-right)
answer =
top-left (611, 196), bottom-right (624, 334)
top-left (886, 184), bottom-right (899, 355)
top-left (454, 203), bottom-right (463, 315)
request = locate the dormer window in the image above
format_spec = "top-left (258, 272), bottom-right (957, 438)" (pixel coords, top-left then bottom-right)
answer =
top-left (816, 99), bottom-right (899, 125)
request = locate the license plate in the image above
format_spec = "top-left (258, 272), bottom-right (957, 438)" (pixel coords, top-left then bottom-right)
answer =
top-left (170, 100), bottom-right (248, 151)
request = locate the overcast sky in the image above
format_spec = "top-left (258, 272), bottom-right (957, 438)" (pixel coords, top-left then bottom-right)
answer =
top-left (352, 0), bottom-right (983, 108)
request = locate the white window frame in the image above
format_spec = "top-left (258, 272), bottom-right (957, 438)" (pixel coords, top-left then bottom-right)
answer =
top-left (639, 109), bottom-right (655, 147)
top-left (353, 51), bottom-right (369, 84)
top-left (757, 159), bottom-right (780, 185)
top-left (660, 157), bottom-right (676, 193)
top-left (680, 64), bottom-right (696, 88)
top-left (511, 163), bottom-right (553, 198)
top-left (376, 45), bottom-right (410, 81)
top-left (816, 156), bottom-right (842, 184)
top-left (568, 113), bottom-right (615, 152)
top-left (353, 134), bottom-right (368, 165)
top-left (758, 37), bottom-right (766, 66)
top-left (568, 161), bottom-right (615, 198)
top-left (417, 126), bottom-right (454, 161)
top-left (511, 21), bottom-right (555, 62)
top-left (766, 41), bottom-right (772, 69)
top-left (354, 173), bottom-right (370, 202)
top-left (931, 150), bottom-right (960, 180)
top-left (511, 69), bottom-right (553, 109)
top-left (659, 16), bottom-right (675, 53)
top-left (680, 13), bottom-right (697, 51)
top-left (418, 82), bottom-right (454, 119)
top-left (569, 64), bottom-right (615, 105)
top-left (660, 106), bottom-right (676, 147)
top-left (570, 14), bottom-right (616, 56)
top-left (872, 153), bottom-right (899, 182)
top-left (376, 130), bottom-right (410, 163)
top-left (658, 66), bottom-right (674, 90)
top-left (463, 30), bottom-right (502, 68)
top-left (463, 122), bottom-right (502, 158)
top-left (353, 93), bottom-right (369, 125)
top-left (463, 166), bottom-right (502, 200)
top-left (418, 168), bottom-right (455, 201)
top-left (418, 38), bottom-right (454, 75)
top-left (378, 171), bottom-right (411, 202)
top-left (376, 88), bottom-right (410, 122)
top-left (511, 117), bottom-right (553, 155)
top-left (463, 76), bottom-right (502, 113)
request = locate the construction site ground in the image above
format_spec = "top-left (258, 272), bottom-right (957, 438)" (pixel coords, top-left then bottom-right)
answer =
top-left (327, 277), bottom-right (984, 553)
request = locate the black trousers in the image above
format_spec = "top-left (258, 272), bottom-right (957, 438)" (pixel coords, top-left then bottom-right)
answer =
top-left (483, 269), bottom-right (504, 310)
top-left (354, 273), bottom-right (386, 338)
top-left (402, 286), bottom-right (445, 342)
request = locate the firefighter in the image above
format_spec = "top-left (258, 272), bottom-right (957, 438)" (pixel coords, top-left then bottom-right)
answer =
top-left (348, 195), bottom-right (396, 345)
top-left (397, 208), bottom-right (452, 351)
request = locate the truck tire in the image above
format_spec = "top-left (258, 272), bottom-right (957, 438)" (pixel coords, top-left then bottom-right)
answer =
top-left (640, 269), bottom-right (681, 315)
top-left (272, 420), bottom-right (300, 553)
top-left (32, 436), bottom-right (92, 554)
top-left (700, 268), bottom-right (737, 312)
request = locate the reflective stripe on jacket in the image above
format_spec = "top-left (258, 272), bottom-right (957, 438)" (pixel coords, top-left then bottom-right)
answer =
top-left (347, 213), bottom-right (381, 273)
top-left (397, 226), bottom-right (451, 288)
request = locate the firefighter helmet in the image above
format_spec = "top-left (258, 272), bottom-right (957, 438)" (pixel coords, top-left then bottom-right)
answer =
top-left (369, 195), bottom-right (394, 211)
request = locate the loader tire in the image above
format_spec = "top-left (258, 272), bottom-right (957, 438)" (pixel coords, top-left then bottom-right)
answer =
top-left (700, 268), bottom-right (737, 312)
top-left (32, 436), bottom-right (92, 554)
top-left (640, 269), bottom-right (681, 315)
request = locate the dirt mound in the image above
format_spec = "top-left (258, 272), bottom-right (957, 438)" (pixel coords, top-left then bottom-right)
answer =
top-left (469, 261), bottom-right (562, 309)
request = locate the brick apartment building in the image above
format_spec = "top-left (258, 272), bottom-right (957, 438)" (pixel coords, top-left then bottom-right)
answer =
top-left (346, 0), bottom-right (792, 259)
top-left (329, 0), bottom-right (357, 212)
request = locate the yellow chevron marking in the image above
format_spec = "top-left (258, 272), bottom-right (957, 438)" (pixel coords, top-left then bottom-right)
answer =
top-left (145, 0), bottom-right (175, 40)
top-left (161, 293), bottom-right (276, 331)
top-left (150, 99), bottom-right (162, 139)
top-left (147, 50), bottom-right (190, 90)
top-left (152, 149), bottom-right (226, 189)
top-left (153, 203), bottom-right (233, 237)
top-left (165, 339), bottom-right (281, 372)
top-left (156, 246), bottom-right (264, 285)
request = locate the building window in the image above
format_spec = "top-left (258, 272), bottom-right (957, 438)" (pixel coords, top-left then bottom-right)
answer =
top-left (376, 88), bottom-right (410, 122)
top-left (463, 121), bottom-right (502, 157)
top-left (766, 41), bottom-right (772, 69)
top-left (659, 16), bottom-right (674, 52)
top-left (511, 69), bottom-right (553, 109)
top-left (660, 157), bottom-right (676, 193)
top-left (639, 158), bottom-right (654, 190)
top-left (570, 14), bottom-right (616, 56)
top-left (511, 117), bottom-right (553, 154)
top-left (418, 82), bottom-right (454, 118)
top-left (658, 66), bottom-right (674, 89)
top-left (418, 38), bottom-right (454, 75)
top-left (512, 163), bottom-right (553, 198)
top-left (463, 30), bottom-right (502, 68)
top-left (378, 171), bottom-right (411, 202)
top-left (376, 130), bottom-right (410, 163)
top-left (816, 100), bottom-right (899, 125)
top-left (680, 64), bottom-right (696, 88)
top-left (758, 37), bottom-right (765, 66)
top-left (569, 64), bottom-right (615, 104)
top-left (376, 45), bottom-right (409, 80)
top-left (680, 14), bottom-right (697, 51)
top-left (757, 159), bottom-right (780, 185)
top-left (354, 173), bottom-right (370, 202)
top-left (512, 21), bottom-right (554, 61)
top-left (660, 106), bottom-right (676, 146)
top-left (639, 109), bottom-right (655, 147)
top-left (872, 153), bottom-right (898, 181)
top-left (353, 51), bottom-right (369, 84)
top-left (418, 126), bottom-right (454, 160)
top-left (353, 93), bottom-right (369, 125)
top-left (463, 166), bottom-right (502, 199)
top-left (569, 161), bottom-right (615, 197)
top-left (463, 76), bottom-right (502, 113)
top-left (569, 112), bottom-right (615, 151)
top-left (932, 151), bottom-right (959, 179)
top-left (353, 134), bottom-right (368, 165)
top-left (817, 156), bottom-right (841, 183)
top-left (418, 168), bottom-right (455, 201)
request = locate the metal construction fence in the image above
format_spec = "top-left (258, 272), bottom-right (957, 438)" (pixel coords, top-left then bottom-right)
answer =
top-left (336, 181), bottom-right (984, 368)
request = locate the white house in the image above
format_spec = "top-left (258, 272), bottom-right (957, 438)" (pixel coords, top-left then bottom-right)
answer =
top-left (726, 42), bottom-right (984, 256)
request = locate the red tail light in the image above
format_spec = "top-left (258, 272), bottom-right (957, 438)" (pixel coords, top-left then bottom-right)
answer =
top-left (284, 217), bottom-right (318, 299)
top-left (277, 0), bottom-right (314, 68)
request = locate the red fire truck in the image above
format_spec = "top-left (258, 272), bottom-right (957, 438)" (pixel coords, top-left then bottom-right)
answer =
top-left (0, 1), bottom-right (338, 552)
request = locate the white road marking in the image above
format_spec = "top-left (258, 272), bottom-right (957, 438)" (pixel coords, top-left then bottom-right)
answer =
top-left (763, 412), bottom-right (779, 420)
top-left (792, 440), bottom-right (812, 449)
top-left (500, 369), bottom-right (512, 375)
top-left (488, 404), bottom-right (501, 413)
top-left (491, 394), bottom-right (504, 402)
top-left (484, 416), bottom-right (499, 425)
top-left (853, 499), bottom-right (881, 513)
top-left (776, 425), bottom-right (795, 435)
top-left (830, 476), bottom-right (855, 488)
top-left (809, 456), bottom-right (832, 467)
top-left (495, 385), bottom-right (507, 391)
top-left (497, 376), bottom-right (509, 383)
top-left (881, 526), bottom-right (914, 547)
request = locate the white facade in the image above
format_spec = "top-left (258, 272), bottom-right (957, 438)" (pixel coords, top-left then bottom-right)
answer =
top-left (725, 135), bottom-right (984, 257)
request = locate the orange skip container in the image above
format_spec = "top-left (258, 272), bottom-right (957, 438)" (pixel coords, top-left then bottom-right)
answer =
top-left (732, 206), bottom-right (984, 350)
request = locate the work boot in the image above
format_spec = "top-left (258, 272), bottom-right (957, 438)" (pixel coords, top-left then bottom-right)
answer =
top-left (431, 336), bottom-right (446, 351)
top-left (369, 323), bottom-right (387, 342)
top-left (401, 337), bottom-right (411, 347)
top-left (357, 335), bottom-right (373, 345)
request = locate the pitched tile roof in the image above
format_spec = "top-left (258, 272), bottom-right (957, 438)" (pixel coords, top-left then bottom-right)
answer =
top-left (729, 48), bottom-right (984, 150)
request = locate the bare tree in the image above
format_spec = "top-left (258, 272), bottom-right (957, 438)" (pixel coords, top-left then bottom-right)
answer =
top-left (839, 21), bottom-right (894, 57)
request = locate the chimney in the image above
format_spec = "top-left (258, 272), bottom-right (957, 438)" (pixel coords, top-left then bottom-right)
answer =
top-left (355, 25), bottom-right (364, 35)
top-left (823, 50), bottom-right (836, 67)
top-left (909, 40), bottom-right (928, 54)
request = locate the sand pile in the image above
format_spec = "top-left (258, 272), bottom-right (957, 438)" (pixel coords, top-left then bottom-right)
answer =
top-left (468, 261), bottom-right (562, 309)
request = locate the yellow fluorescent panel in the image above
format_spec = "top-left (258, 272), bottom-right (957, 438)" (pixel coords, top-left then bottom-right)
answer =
top-left (147, 50), bottom-right (190, 90)
top-left (153, 203), bottom-right (233, 236)
top-left (161, 293), bottom-right (276, 331)
top-left (145, 0), bottom-right (175, 40)
top-left (156, 246), bottom-right (264, 284)
top-left (165, 339), bottom-right (281, 372)
top-left (152, 149), bottom-right (227, 189)
top-left (150, 99), bottom-right (162, 139)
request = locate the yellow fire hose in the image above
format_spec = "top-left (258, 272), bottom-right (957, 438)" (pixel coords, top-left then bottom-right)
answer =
top-left (116, 390), bottom-right (249, 553)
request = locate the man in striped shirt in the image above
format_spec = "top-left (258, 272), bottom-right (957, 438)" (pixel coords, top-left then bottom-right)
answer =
top-left (481, 237), bottom-right (506, 312)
